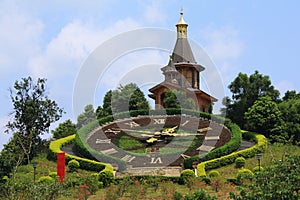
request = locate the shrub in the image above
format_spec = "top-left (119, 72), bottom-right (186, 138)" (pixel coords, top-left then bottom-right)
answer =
top-left (185, 189), bottom-right (217, 200)
top-left (235, 157), bottom-right (246, 168)
top-left (180, 169), bottom-right (195, 185)
top-left (252, 166), bottom-right (264, 173)
top-left (173, 191), bottom-right (183, 200)
top-left (37, 176), bottom-right (54, 184)
top-left (68, 159), bottom-right (80, 172)
top-left (197, 163), bottom-right (206, 177)
top-left (236, 168), bottom-right (254, 184)
top-left (98, 171), bottom-right (114, 187)
top-left (48, 171), bottom-right (58, 180)
top-left (208, 170), bottom-right (220, 179)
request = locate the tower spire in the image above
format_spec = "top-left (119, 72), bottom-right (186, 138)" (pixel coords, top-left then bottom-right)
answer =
top-left (176, 9), bottom-right (188, 38)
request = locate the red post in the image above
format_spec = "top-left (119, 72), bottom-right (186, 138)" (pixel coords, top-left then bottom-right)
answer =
top-left (57, 152), bottom-right (65, 183)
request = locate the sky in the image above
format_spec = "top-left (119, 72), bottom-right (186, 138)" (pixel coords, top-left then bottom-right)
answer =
top-left (1, 0), bottom-right (299, 150)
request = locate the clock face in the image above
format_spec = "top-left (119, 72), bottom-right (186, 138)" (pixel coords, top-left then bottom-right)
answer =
top-left (86, 115), bottom-right (228, 168)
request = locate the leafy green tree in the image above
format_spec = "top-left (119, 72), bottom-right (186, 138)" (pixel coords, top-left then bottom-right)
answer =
top-left (77, 104), bottom-right (96, 128)
top-left (96, 90), bottom-right (113, 119)
top-left (223, 71), bottom-right (280, 128)
top-left (0, 134), bottom-right (24, 178)
top-left (282, 90), bottom-right (300, 101)
top-left (5, 77), bottom-right (63, 164)
top-left (111, 83), bottom-right (150, 113)
top-left (244, 96), bottom-right (286, 142)
top-left (230, 155), bottom-right (300, 200)
top-left (278, 97), bottom-right (300, 144)
top-left (51, 119), bottom-right (76, 139)
top-left (163, 90), bottom-right (195, 109)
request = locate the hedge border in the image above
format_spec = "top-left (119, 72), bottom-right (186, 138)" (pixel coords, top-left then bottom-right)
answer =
top-left (197, 131), bottom-right (268, 177)
top-left (183, 123), bottom-right (242, 169)
top-left (48, 134), bottom-right (113, 172)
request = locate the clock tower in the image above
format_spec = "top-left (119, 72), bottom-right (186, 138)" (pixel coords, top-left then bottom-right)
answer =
top-left (149, 11), bottom-right (217, 112)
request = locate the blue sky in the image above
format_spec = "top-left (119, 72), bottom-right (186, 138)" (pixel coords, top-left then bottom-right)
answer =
top-left (1, 0), bottom-right (299, 150)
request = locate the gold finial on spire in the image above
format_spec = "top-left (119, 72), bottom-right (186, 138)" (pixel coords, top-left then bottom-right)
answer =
top-left (176, 8), bottom-right (188, 38)
top-left (169, 53), bottom-right (173, 61)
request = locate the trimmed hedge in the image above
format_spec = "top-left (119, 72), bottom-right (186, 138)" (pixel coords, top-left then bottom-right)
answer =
top-left (184, 123), bottom-right (242, 169)
top-left (197, 131), bottom-right (268, 177)
top-left (48, 134), bottom-right (113, 172)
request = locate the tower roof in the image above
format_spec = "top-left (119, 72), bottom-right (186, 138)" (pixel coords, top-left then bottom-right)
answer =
top-left (172, 38), bottom-right (196, 63)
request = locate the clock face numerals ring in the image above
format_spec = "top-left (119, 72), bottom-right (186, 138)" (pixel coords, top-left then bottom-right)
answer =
top-left (86, 115), bottom-right (228, 169)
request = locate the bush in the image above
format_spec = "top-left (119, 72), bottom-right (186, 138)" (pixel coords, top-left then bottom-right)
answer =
top-left (37, 176), bottom-right (54, 184)
top-left (185, 189), bottom-right (217, 200)
top-left (197, 163), bottom-right (206, 177)
top-left (68, 159), bottom-right (80, 172)
top-left (98, 171), bottom-right (114, 187)
top-left (173, 191), bottom-right (183, 200)
top-left (235, 157), bottom-right (246, 168)
top-left (48, 171), bottom-right (58, 180)
top-left (252, 166), bottom-right (264, 173)
top-left (208, 170), bottom-right (220, 179)
top-left (180, 169), bottom-right (195, 185)
top-left (236, 168), bottom-right (254, 184)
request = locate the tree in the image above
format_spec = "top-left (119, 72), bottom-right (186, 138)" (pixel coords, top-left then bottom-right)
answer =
top-left (244, 96), bottom-right (286, 142)
top-left (0, 134), bottom-right (24, 178)
top-left (96, 90), bottom-right (113, 119)
top-left (77, 104), bottom-right (96, 128)
top-left (51, 119), bottom-right (77, 139)
top-left (163, 90), bottom-right (195, 109)
top-left (223, 71), bottom-right (280, 128)
top-left (230, 155), bottom-right (300, 200)
top-left (5, 77), bottom-right (63, 164)
top-left (111, 83), bottom-right (150, 113)
top-left (278, 97), bottom-right (300, 144)
top-left (282, 90), bottom-right (300, 101)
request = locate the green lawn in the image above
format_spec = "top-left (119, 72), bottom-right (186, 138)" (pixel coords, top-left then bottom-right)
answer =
top-left (115, 135), bottom-right (144, 149)
top-left (213, 143), bottom-right (300, 178)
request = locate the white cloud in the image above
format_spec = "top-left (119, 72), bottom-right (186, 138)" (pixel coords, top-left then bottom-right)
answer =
top-left (28, 18), bottom-right (140, 79)
top-left (0, 2), bottom-right (43, 73)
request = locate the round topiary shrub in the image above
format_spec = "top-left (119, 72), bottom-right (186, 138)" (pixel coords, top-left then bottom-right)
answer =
top-left (38, 176), bottom-right (54, 184)
top-left (48, 171), bottom-right (58, 180)
top-left (98, 170), bottom-right (114, 187)
top-left (235, 157), bottom-right (246, 168)
top-left (180, 169), bottom-right (195, 185)
top-left (253, 166), bottom-right (264, 173)
top-left (236, 168), bottom-right (254, 184)
top-left (208, 170), bottom-right (220, 179)
top-left (68, 159), bottom-right (80, 172)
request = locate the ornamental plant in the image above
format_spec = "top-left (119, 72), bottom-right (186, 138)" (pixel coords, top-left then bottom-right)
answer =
top-left (68, 159), bottom-right (80, 172)
top-left (235, 157), bottom-right (246, 168)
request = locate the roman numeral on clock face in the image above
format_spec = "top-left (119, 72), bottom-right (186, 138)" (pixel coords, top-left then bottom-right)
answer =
top-left (150, 157), bottom-right (162, 164)
top-left (121, 155), bottom-right (136, 163)
top-left (101, 148), bottom-right (118, 155)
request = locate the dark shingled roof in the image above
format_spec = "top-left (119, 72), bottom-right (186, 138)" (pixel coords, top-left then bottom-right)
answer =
top-left (172, 38), bottom-right (196, 64)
